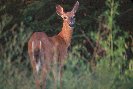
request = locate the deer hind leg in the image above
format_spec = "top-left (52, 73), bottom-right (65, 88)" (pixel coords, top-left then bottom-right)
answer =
top-left (41, 64), bottom-right (47, 89)
top-left (29, 41), bottom-right (41, 89)
top-left (58, 64), bottom-right (64, 89)
top-left (40, 50), bottom-right (51, 89)
top-left (40, 54), bottom-right (47, 89)
top-left (30, 54), bottom-right (40, 89)
top-left (41, 58), bottom-right (52, 89)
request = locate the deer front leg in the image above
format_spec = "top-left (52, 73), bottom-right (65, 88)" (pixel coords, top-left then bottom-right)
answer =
top-left (58, 51), bottom-right (67, 89)
top-left (58, 64), bottom-right (64, 89)
top-left (58, 59), bottom-right (65, 89)
top-left (52, 59), bottom-right (58, 89)
top-left (52, 67), bottom-right (57, 89)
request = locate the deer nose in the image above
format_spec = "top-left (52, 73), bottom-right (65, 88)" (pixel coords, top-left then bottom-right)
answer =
top-left (69, 17), bottom-right (75, 27)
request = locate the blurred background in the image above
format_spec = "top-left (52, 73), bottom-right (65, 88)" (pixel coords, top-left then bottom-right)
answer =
top-left (0, 0), bottom-right (133, 89)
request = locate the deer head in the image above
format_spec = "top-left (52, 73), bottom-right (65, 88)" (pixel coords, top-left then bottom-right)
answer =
top-left (56, 1), bottom-right (79, 27)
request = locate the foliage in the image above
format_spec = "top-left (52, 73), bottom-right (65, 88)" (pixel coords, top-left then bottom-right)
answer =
top-left (0, 0), bottom-right (133, 89)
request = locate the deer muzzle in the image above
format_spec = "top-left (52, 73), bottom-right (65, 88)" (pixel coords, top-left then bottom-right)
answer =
top-left (69, 17), bottom-right (75, 27)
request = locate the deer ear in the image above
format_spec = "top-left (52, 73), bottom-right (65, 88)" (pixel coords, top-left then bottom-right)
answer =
top-left (71, 1), bottom-right (79, 13)
top-left (56, 5), bottom-right (64, 16)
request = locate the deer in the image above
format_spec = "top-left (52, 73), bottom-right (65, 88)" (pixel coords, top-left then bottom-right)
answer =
top-left (28, 1), bottom-right (79, 89)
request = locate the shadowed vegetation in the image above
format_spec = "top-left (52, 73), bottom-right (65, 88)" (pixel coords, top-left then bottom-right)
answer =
top-left (0, 0), bottom-right (133, 89)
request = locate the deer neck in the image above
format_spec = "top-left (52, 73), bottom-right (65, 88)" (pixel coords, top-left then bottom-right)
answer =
top-left (58, 21), bottom-right (73, 46)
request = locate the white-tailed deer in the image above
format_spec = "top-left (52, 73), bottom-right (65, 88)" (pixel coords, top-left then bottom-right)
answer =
top-left (28, 1), bottom-right (79, 89)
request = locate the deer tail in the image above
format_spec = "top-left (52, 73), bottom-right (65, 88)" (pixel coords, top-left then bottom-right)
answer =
top-left (32, 41), bottom-right (42, 73)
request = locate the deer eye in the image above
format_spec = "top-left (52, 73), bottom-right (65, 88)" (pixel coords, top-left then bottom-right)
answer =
top-left (64, 17), bottom-right (67, 19)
